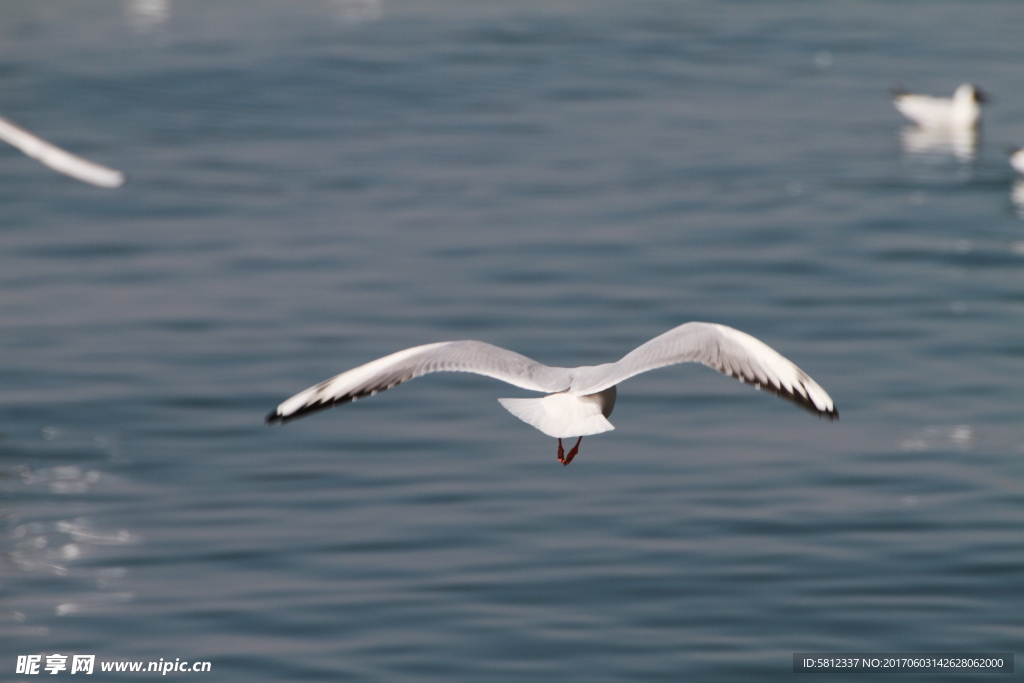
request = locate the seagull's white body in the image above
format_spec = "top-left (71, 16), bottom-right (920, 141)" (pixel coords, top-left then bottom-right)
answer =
top-left (267, 322), bottom-right (837, 463)
top-left (893, 83), bottom-right (986, 129)
top-left (1010, 148), bottom-right (1024, 175)
top-left (0, 116), bottom-right (126, 188)
top-left (498, 387), bottom-right (617, 438)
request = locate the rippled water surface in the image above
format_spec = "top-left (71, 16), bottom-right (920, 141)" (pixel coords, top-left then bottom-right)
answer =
top-left (2, 1), bottom-right (1023, 680)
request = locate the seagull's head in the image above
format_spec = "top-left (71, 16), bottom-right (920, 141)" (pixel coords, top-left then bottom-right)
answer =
top-left (956, 82), bottom-right (989, 104)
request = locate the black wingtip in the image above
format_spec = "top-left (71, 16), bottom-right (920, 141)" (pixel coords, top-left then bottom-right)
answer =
top-left (264, 395), bottom-right (353, 426)
top-left (802, 399), bottom-right (838, 422)
top-left (747, 376), bottom-right (838, 422)
top-left (891, 85), bottom-right (908, 99)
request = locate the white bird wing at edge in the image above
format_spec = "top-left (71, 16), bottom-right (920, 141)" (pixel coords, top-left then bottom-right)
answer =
top-left (266, 340), bottom-right (572, 423)
top-left (569, 322), bottom-right (837, 419)
top-left (0, 116), bottom-right (126, 188)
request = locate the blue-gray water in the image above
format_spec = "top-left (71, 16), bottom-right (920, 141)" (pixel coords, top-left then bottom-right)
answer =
top-left (2, 1), bottom-right (1022, 680)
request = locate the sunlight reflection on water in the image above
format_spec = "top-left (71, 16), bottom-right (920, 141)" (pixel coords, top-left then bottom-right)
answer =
top-left (1, 429), bottom-right (139, 638)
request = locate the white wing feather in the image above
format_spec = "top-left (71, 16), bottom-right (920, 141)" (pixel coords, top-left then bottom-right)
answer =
top-left (0, 116), bottom-right (126, 188)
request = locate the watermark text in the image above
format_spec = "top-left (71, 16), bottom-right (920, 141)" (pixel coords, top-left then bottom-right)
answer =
top-left (17, 655), bottom-right (211, 675)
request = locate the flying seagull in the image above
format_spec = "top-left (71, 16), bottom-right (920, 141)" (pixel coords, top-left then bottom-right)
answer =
top-left (0, 116), bottom-right (126, 188)
top-left (892, 83), bottom-right (987, 129)
top-left (266, 322), bottom-right (837, 465)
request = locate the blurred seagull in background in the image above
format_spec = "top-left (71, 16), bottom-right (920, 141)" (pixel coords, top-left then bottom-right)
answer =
top-left (267, 322), bottom-right (838, 465)
top-left (1009, 147), bottom-right (1024, 175)
top-left (892, 83), bottom-right (987, 129)
top-left (1010, 148), bottom-right (1024, 217)
top-left (0, 116), bottom-right (126, 188)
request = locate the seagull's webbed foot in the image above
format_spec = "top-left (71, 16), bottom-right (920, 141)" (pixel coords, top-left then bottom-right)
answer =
top-left (557, 436), bottom-right (583, 466)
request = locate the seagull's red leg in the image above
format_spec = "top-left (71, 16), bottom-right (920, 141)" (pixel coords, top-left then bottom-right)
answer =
top-left (557, 438), bottom-right (566, 464)
top-left (562, 437), bottom-right (583, 466)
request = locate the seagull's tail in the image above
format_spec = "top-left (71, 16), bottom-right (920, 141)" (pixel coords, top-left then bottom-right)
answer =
top-left (498, 394), bottom-right (615, 439)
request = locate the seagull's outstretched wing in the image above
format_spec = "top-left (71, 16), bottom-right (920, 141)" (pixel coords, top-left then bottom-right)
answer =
top-left (267, 341), bottom-right (572, 424)
top-left (0, 116), bottom-right (126, 188)
top-left (571, 322), bottom-right (837, 419)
